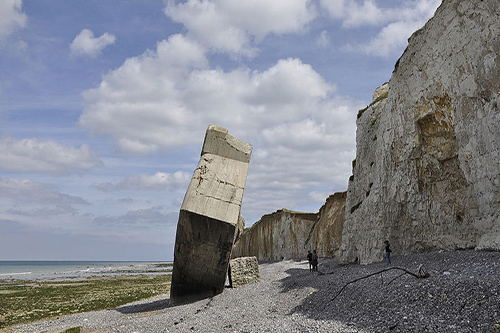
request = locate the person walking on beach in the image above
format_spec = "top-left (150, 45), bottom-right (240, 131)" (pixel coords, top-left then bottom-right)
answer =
top-left (227, 263), bottom-right (233, 288)
top-left (384, 240), bottom-right (392, 265)
top-left (312, 250), bottom-right (319, 272)
top-left (307, 250), bottom-right (313, 272)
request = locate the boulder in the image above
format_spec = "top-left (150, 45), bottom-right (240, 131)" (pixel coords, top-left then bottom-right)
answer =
top-left (228, 256), bottom-right (260, 287)
top-left (170, 125), bottom-right (252, 304)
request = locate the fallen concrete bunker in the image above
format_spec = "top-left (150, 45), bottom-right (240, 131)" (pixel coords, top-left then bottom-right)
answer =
top-left (170, 125), bottom-right (252, 304)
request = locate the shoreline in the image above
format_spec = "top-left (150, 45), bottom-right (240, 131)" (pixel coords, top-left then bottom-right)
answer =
top-left (0, 262), bottom-right (172, 282)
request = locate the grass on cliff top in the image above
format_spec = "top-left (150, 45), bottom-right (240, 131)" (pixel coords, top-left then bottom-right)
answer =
top-left (0, 274), bottom-right (171, 330)
top-left (357, 89), bottom-right (389, 119)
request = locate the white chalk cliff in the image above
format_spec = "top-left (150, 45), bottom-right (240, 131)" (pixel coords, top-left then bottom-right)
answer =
top-left (341, 0), bottom-right (500, 263)
top-left (232, 192), bottom-right (346, 261)
top-left (233, 0), bottom-right (500, 264)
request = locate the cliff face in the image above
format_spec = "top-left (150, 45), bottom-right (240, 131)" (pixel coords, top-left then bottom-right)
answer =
top-left (341, 0), bottom-right (500, 264)
top-left (231, 209), bottom-right (317, 261)
top-left (232, 193), bottom-right (346, 260)
top-left (313, 192), bottom-right (346, 257)
top-left (234, 0), bottom-right (500, 264)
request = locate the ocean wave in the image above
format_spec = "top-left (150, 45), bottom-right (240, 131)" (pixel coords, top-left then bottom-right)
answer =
top-left (0, 271), bottom-right (32, 276)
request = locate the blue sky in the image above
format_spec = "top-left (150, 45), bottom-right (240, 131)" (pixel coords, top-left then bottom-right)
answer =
top-left (0, 0), bottom-right (441, 261)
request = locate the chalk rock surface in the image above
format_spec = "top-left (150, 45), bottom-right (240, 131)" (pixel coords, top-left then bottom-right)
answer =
top-left (341, 0), bottom-right (500, 263)
top-left (233, 0), bottom-right (500, 266)
top-left (171, 125), bottom-right (252, 304)
top-left (232, 192), bottom-right (346, 260)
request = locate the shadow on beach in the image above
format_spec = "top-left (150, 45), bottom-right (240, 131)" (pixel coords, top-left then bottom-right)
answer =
top-left (115, 296), bottom-right (172, 314)
top-left (276, 250), bottom-right (500, 332)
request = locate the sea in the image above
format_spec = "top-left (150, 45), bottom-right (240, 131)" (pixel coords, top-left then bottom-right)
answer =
top-left (0, 261), bottom-right (172, 280)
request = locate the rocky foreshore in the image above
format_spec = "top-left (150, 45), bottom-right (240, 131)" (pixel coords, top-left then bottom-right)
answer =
top-left (11, 250), bottom-right (500, 333)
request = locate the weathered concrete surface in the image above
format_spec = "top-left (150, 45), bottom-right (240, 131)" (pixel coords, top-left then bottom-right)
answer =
top-left (232, 192), bottom-right (346, 260)
top-left (171, 125), bottom-right (252, 304)
top-left (229, 256), bottom-right (260, 287)
top-left (341, 0), bottom-right (500, 264)
top-left (181, 125), bottom-right (251, 223)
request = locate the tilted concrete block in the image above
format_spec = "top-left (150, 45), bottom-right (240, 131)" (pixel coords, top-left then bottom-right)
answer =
top-left (170, 125), bottom-right (252, 304)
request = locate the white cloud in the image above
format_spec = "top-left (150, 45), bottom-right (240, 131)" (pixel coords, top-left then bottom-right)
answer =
top-left (91, 207), bottom-right (178, 244)
top-left (80, 33), bottom-right (338, 155)
top-left (0, 185), bottom-right (176, 248)
top-left (0, 0), bottom-right (27, 40)
top-left (95, 171), bottom-right (191, 192)
top-left (0, 178), bottom-right (93, 242)
top-left (262, 119), bottom-right (343, 150)
top-left (308, 191), bottom-right (333, 203)
top-left (79, 34), bottom-right (208, 154)
top-left (341, 0), bottom-right (383, 27)
top-left (319, 0), bottom-right (344, 19)
top-left (0, 177), bottom-right (176, 246)
top-left (346, 20), bottom-right (421, 57)
top-left (0, 177), bottom-right (89, 218)
top-left (164, 0), bottom-right (316, 57)
top-left (319, 0), bottom-right (384, 27)
top-left (93, 206), bottom-right (177, 226)
top-left (246, 58), bottom-right (333, 104)
top-left (320, 0), bottom-right (441, 57)
top-left (79, 28), bottom-right (362, 222)
top-left (241, 103), bottom-right (357, 220)
top-left (70, 29), bottom-right (116, 57)
top-left (0, 136), bottom-right (102, 174)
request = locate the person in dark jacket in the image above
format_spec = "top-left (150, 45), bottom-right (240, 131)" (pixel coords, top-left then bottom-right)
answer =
top-left (312, 250), bottom-right (319, 272)
top-left (384, 240), bottom-right (392, 265)
top-left (307, 250), bottom-right (313, 272)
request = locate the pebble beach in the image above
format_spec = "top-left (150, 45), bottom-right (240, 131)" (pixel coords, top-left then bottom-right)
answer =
top-left (10, 250), bottom-right (500, 333)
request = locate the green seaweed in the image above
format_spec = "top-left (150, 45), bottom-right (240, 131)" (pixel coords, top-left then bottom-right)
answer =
top-left (0, 274), bottom-right (171, 330)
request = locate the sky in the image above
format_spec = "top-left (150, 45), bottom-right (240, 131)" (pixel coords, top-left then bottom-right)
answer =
top-left (0, 0), bottom-right (441, 261)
